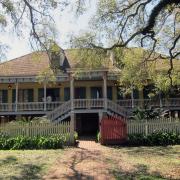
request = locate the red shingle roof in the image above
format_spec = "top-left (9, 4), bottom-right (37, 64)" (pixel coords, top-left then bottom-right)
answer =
top-left (0, 52), bottom-right (50, 76)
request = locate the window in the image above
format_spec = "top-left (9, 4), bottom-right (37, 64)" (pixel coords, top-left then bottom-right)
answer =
top-left (117, 87), bottom-right (123, 100)
top-left (0, 90), bottom-right (8, 103)
top-left (38, 88), bottom-right (60, 102)
top-left (143, 85), bottom-right (154, 99)
top-left (75, 87), bottom-right (86, 99)
top-left (133, 89), bottom-right (139, 99)
top-left (91, 87), bottom-right (102, 99)
top-left (12, 89), bottom-right (33, 102)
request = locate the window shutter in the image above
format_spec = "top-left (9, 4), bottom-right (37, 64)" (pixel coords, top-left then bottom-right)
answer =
top-left (64, 87), bottom-right (70, 101)
top-left (28, 89), bottom-right (34, 102)
top-left (38, 89), bottom-right (44, 102)
top-left (107, 87), bottom-right (112, 100)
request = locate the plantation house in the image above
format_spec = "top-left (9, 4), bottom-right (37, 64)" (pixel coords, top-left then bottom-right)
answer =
top-left (0, 48), bottom-right (179, 135)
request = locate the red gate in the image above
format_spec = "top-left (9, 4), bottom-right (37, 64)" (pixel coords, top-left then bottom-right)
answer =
top-left (100, 116), bottom-right (127, 145)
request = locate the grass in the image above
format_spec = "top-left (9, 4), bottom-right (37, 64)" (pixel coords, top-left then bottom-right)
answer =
top-left (0, 149), bottom-right (63, 179)
top-left (105, 145), bottom-right (180, 180)
top-left (0, 145), bottom-right (179, 179)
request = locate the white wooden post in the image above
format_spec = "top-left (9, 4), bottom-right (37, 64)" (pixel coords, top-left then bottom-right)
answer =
top-left (70, 73), bottom-right (74, 110)
top-left (145, 119), bottom-right (148, 135)
top-left (99, 112), bottom-right (103, 123)
top-left (175, 111), bottom-right (179, 118)
top-left (44, 82), bottom-right (47, 111)
top-left (70, 112), bottom-right (75, 144)
top-left (131, 86), bottom-right (134, 109)
top-left (159, 91), bottom-right (162, 108)
top-left (15, 82), bottom-right (18, 112)
top-left (103, 71), bottom-right (107, 110)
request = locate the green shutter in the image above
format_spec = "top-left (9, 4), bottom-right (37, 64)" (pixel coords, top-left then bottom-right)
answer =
top-left (38, 89), bottom-right (44, 102)
top-left (12, 89), bottom-right (16, 103)
top-left (28, 89), bottom-right (34, 102)
top-left (64, 88), bottom-right (70, 101)
top-left (2, 90), bottom-right (8, 103)
top-left (133, 89), bottom-right (139, 99)
top-left (52, 88), bottom-right (60, 101)
top-left (107, 86), bottom-right (112, 100)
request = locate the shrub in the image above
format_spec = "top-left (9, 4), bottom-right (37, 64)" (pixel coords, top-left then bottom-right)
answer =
top-left (0, 134), bottom-right (67, 150)
top-left (96, 131), bottom-right (101, 142)
top-left (74, 131), bottom-right (78, 141)
top-left (127, 132), bottom-right (180, 146)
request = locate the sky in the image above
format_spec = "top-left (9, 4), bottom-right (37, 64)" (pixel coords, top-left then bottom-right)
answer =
top-left (1, 0), bottom-right (97, 61)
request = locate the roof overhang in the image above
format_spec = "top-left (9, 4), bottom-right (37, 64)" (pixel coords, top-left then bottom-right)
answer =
top-left (0, 75), bottom-right (69, 83)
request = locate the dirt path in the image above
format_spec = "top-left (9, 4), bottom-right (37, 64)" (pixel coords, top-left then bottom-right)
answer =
top-left (43, 139), bottom-right (115, 180)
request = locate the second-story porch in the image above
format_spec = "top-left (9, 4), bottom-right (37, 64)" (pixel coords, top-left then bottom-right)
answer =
top-left (0, 70), bottom-right (118, 116)
top-left (0, 70), bottom-right (180, 118)
top-left (0, 98), bottom-right (180, 115)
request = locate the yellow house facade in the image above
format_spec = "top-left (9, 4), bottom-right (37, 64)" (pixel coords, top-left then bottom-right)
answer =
top-left (0, 49), bottom-right (179, 134)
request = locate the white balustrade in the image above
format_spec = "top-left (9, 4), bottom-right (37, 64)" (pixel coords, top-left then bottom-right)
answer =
top-left (73, 99), bottom-right (104, 109)
top-left (116, 98), bottom-right (180, 108)
top-left (0, 103), bottom-right (15, 112)
top-left (107, 100), bottom-right (128, 117)
top-left (47, 101), bottom-right (71, 121)
top-left (0, 101), bottom-right (64, 112)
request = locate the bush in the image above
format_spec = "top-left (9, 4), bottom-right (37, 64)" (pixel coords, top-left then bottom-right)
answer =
top-left (0, 134), bottom-right (66, 150)
top-left (74, 131), bottom-right (78, 141)
top-left (96, 131), bottom-right (101, 142)
top-left (127, 132), bottom-right (180, 146)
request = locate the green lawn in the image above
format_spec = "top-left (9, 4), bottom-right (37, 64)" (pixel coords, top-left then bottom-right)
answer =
top-left (107, 145), bottom-right (180, 180)
top-left (0, 146), bottom-right (179, 180)
top-left (0, 149), bottom-right (63, 179)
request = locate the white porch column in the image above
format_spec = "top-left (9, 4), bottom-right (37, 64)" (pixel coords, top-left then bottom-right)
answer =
top-left (70, 112), bottom-right (75, 144)
top-left (44, 82), bottom-right (47, 111)
top-left (159, 91), bottom-right (163, 108)
top-left (15, 82), bottom-right (18, 112)
top-left (99, 112), bottom-right (103, 123)
top-left (70, 73), bottom-right (74, 110)
top-left (131, 90), bottom-right (134, 108)
top-left (103, 71), bottom-right (107, 110)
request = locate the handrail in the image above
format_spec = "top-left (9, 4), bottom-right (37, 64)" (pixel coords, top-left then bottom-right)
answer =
top-left (48, 99), bottom-right (129, 121)
top-left (116, 98), bottom-right (180, 108)
top-left (74, 99), bottom-right (104, 109)
top-left (107, 99), bottom-right (129, 117)
top-left (0, 101), bottom-right (64, 112)
top-left (47, 101), bottom-right (71, 121)
top-left (0, 98), bottom-right (179, 113)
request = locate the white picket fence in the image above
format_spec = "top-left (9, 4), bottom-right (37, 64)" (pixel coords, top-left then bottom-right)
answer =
top-left (127, 118), bottom-right (180, 135)
top-left (0, 121), bottom-right (73, 144)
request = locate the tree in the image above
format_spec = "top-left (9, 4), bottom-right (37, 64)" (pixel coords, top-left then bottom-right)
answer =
top-left (71, 0), bottom-right (180, 86)
top-left (0, 0), bottom-right (71, 60)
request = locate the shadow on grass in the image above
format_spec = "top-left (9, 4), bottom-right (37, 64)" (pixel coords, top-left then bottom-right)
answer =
top-left (10, 164), bottom-right (42, 180)
top-left (106, 145), bottom-right (179, 157)
top-left (46, 148), bottom-right (105, 179)
top-left (0, 155), bottom-right (18, 166)
top-left (110, 164), bottom-right (166, 180)
top-left (0, 156), bottom-right (42, 180)
top-left (60, 149), bottom-right (98, 179)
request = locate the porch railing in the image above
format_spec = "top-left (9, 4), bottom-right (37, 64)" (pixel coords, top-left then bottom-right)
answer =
top-left (47, 99), bottom-right (129, 121)
top-left (116, 98), bottom-right (180, 108)
top-left (0, 98), bottom-right (180, 113)
top-left (0, 101), bottom-right (64, 112)
top-left (74, 99), bottom-right (104, 109)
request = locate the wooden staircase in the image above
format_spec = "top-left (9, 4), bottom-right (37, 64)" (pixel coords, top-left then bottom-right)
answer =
top-left (47, 99), bottom-right (130, 123)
